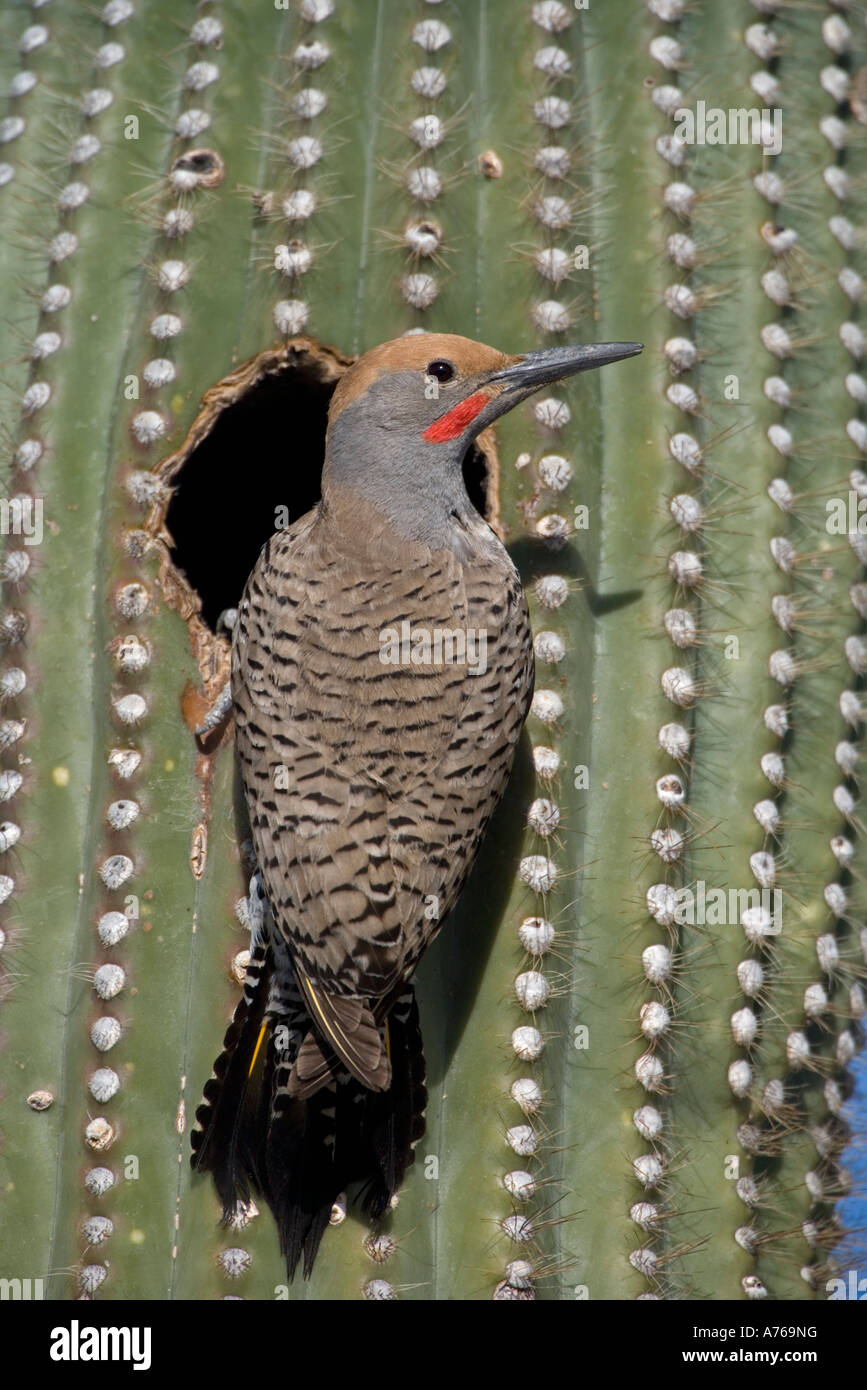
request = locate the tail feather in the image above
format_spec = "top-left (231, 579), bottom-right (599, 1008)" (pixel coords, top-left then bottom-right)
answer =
top-left (192, 946), bottom-right (427, 1279)
top-left (265, 1077), bottom-right (341, 1278)
top-left (295, 975), bottom-right (391, 1093)
top-left (190, 940), bottom-right (272, 1215)
top-left (360, 987), bottom-right (427, 1220)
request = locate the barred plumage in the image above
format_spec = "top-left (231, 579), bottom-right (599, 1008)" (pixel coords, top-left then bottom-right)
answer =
top-left (191, 332), bottom-right (640, 1276)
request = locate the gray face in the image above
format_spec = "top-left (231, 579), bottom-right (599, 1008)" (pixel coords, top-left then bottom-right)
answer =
top-left (322, 367), bottom-right (495, 546)
top-left (319, 339), bottom-right (643, 547)
top-left (334, 364), bottom-right (485, 435)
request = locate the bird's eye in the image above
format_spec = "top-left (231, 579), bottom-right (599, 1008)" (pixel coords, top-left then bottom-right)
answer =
top-left (426, 359), bottom-right (455, 383)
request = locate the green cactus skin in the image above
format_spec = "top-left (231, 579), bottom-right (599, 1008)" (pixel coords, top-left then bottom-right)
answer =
top-left (744, 8), bottom-right (867, 1299)
top-left (0, 0), bottom-right (865, 1303)
top-left (653, 1), bottom-right (790, 1301)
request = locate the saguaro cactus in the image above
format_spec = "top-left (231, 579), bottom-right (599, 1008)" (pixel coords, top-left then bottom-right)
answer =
top-left (0, 0), bottom-right (865, 1301)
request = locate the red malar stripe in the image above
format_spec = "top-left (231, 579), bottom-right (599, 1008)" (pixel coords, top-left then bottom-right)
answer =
top-left (423, 390), bottom-right (490, 443)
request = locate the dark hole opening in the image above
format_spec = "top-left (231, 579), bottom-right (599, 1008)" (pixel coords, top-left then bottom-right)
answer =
top-left (165, 359), bottom-right (494, 631)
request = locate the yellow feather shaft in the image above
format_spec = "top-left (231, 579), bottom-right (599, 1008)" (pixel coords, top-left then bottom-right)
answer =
top-left (248, 1022), bottom-right (268, 1078)
top-left (302, 972), bottom-right (347, 1056)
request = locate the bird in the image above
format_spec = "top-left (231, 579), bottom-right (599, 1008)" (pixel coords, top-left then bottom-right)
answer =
top-left (190, 331), bottom-right (642, 1278)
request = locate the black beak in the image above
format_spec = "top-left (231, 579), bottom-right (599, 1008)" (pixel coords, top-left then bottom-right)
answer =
top-left (488, 341), bottom-right (643, 392)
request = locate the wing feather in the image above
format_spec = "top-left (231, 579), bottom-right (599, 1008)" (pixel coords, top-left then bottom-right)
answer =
top-left (232, 492), bottom-right (533, 1025)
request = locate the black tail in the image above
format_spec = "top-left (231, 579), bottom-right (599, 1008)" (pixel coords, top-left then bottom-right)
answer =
top-left (191, 953), bottom-right (427, 1279)
top-left (189, 936), bottom-right (274, 1215)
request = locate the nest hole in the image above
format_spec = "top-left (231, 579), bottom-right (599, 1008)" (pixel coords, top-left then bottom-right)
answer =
top-left (162, 341), bottom-right (498, 633)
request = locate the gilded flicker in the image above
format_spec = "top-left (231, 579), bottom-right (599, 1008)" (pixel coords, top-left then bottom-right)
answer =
top-left (191, 331), bottom-right (642, 1276)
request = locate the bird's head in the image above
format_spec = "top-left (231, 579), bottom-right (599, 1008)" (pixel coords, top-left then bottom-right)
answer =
top-left (322, 332), bottom-right (642, 541)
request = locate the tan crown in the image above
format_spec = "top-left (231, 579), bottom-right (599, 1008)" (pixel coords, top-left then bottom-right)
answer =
top-left (328, 332), bottom-right (517, 419)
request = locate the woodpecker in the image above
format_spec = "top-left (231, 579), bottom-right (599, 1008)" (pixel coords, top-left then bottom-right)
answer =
top-left (191, 331), bottom-right (642, 1277)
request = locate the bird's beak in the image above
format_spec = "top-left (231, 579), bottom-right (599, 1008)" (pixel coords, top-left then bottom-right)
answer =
top-left (423, 340), bottom-right (643, 445)
top-left (487, 340), bottom-right (643, 395)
